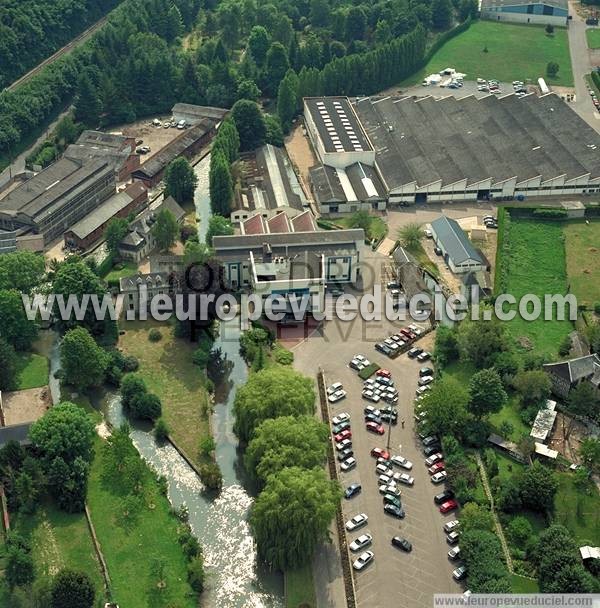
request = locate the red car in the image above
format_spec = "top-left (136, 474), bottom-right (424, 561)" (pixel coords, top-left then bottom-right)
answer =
top-left (428, 462), bottom-right (445, 475)
top-left (334, 429), bottom-right (352, 443)
top-left (366, 422), bottom-right (385, 435)
top-left (371, 447), bottom-right (390, 460)
top-left (439, 499), bottom-right (458, 514)
top-left (376, 369), bottom-right (392, 379)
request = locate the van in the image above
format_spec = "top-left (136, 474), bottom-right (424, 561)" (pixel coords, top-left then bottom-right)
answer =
top-left (177, 119), bottom-right (187, 129)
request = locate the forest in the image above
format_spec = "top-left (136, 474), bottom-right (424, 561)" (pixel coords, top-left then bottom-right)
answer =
top-left (0, 0), bottom-right (122, 88)
top-left (0, 0), bottom-right (477, 162)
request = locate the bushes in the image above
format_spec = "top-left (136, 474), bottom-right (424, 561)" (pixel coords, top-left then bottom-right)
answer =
top-left (187, 556), bottom-right (205, 592)
top-left (120, 373), bottom-right (162, 421)
top-left (199, 462), bottom-right (223, 491)
top-left (273, 346), bottom-right (293, 365)
top-left (532, 208), bottom-right (568, 219)
top-left (148, 328), bottom-right (162, 342)
top-left (154, 418), bottom-right (169, 441)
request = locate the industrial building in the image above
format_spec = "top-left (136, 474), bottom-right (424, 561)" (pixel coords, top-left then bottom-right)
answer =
top-left (172, 103), bottom-right (228, 126)
top-left (430, 216), bottom-right (487, 274)
top-left (480, 0), bottom-right (568, 26)
top-left (0, 158), bottom-right (115, 245)
top-left (304, 94), bottom-right (600, 210)
top-left (231, 144), bottom-right (308, 224)
top-left (64, 182), bottom-right (148, 251)
top-left (213, 228), bottom-right (364, 313)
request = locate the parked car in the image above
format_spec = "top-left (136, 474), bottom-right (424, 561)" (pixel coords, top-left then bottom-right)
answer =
top-left (419, 367), bottom-right (434, 377)
top-left (384, 504), bottom-right (405, 519)
top-left (335, 438), bottom-right (352, 451)
top-left (334, 429), bottom-right (352, 443)
top-left (338, 448), bottom-right (354, 462)
top-left (364, 405), bottom-right (381, 417)
top-left (345, 513), bottom-right (368, 531)
top-left (434, 246), bottom-right (443, 256)
top-left (370, 447), bottom-right (390, 460)
top-left (376, 376), bottom-right (394, 388)
top-left (416, 385), bottom-right (432, 396)
top-left (447, 530), bottom-right (460, 545)
top-left (340, 457), bottom-right (357, 472)
top-left (428, 462), bottom-right (446, 475)
top-left (349, 533), bottom-right (373, 552)
top-left (391, 536), bottom-right (412, 552)
top-left (423, 444), bottom-right (442, 457)
top-left (417, 351), bottom-right (431, 362)
top-left (362, 390), bottom-right (381, 403)
top-left (379, 484), bottom-right (400, 496)
top-left (439, 499), bottom-right (458, 514)
top-left (328, 389), bottom-right (347, 403)
top-left (434, 489), bottom-right (454, 505)
top-left (375, 342), bottom-right (394, 357)
top-left (418, 376), bottom-right (434, 387)
top-left (376, 369), bottom-right (392, 379)
top-left (407, 347), bottom-right (422, 359)
top-left (383, 494), bottom-right (402, 509)
top-left (332, 421), bottom-right (351, 435)
top-left (332, 413), bottom-right (350, 426)
top-left (327, 382), bottom-right (343, 395)
top-left (366, 422), bottom-right (385, 435)
top-left (395, 472), bottom-right (415, 486)
top-left (422, 435), bottom-right (439, 447)
top-left (353, 550), bottom-right (374, 571)
top-left (444, 519), bottom-right (460, 533)
top-left (448, 546), bottom-right (461, 561)
top-left (376, 463), bottom-right (393, 476)
top-left (452, 566), bottom-right (467, 581)
top-left (365, 413), bottom-right (382, 425)
top-left (431, 471), bottom-right (448, 484)
top-left (344, 483), bottom-right (362, 499)
top-left (425, 453), bottom-right (443, 467)
top-left (391, 455), bottom-right (413, 470)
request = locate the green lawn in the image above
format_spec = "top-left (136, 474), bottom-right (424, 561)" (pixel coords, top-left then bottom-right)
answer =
top-left (337, 216), bottom-right (388, 242)
top-left (403, 21), bottom-right (573, 87)
top-left (87, 436), bottom-right (196, 608)
top-left (563, 220), bottom-right (600, 309)
top-left (104, 260), bottom-right (140, 283)
top-left (15, 352), bottom-right (49, 390)
top-left (498, 218), bottom-right (573, 357)
top-left (586, 28), bottom-right (600, 49)
top-left (489, 396), bottom-right (529, 442)
top-left (511, 573), bottom-right (539, 593)
top-left (119, 320), bottom-right (211, 467)
top-left (442, 359), bottom-right (476, 385)
top-left (554, 472), bottom-right (600, 545)
top-left (286, 564), bottom-right (316, 608)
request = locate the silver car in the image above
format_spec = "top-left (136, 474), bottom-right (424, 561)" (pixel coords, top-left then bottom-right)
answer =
top-left (349, 533), bottom-right (373, 552)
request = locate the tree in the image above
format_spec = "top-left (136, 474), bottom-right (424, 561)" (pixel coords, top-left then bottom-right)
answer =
top-left (546, 24), bottom-right (555, 34)
top-left (457, 317), bottom-right (509, 368)
top-left (184, 240), bottom-right (211, 266)
top-left (104, 217), bottom-right (129, 254)
top-left (248, 26), bottom-right (270, 66)
top-left (130, 392), bottom-right (162, 421)
top-left (460, 502), bottom-right (494, 533)
top-left (512, 370), bottom-right (551, 405)
top-left (250, 467), bottom-right (339, 569)
top-left (74, 71), bottom-right (101, 127)
top-left (547, 61), bottom-right (559, 78)
top-left (234, 367), bottom-right (315, 442)
top-left (461, 528), bottom-right (511, 592)
top-left (29, 402), bottom-right (95, 466)
top-left (237, 79), bottom-right (261, 101)
top-left (566, 382), bottom-right (599, 429)
top-left (277, 71), bottom-right (298, 133)
top-left (397, 223), bottom-right (424, 249)
top-left (468, 368), bottom-right (507, 418)
top-left (209, 150), bottom-right (234, 216)
top-left (264, 114), bottom-right (284, 146)
top-left (349, 210), bottom-right (372, 233)
top-left (431, 0), bottom-right (453, 29)
top-left (0, 289), bottom-right (38, 350)
top-left (310, 0), bottom-right (331, 28)
top-left (51, 569), bottom-right (95, 608)
top-left (54, 115), bottom-right (79, 146)
top-left (375, 19), bottom-right (392, 45)
top-left (434, 325), bottom-right (459, 366)
top-left (206, 215), bottom-right (234, 246)
top-left (61, 327), bottom-right (109, 389)
top-left (151, 209), bottom-right (179, 251)
top-left (231, 100), bottom-right (267, 151)
top-left (421, 376), bottom-right (470, 437)
top-left (165, 157), bottom-right (198, 204)
top-left (518, 461), bottom-right (558, 513)
top-left (0, 250), bottom-right (46, 294)
top-left (459, 0), bottom-right (478, 20)
top-left (5, 545), bottom-right (34, 589)
top-left (579, 438), bottom-right (600, 475)
top-left (507, 516), bottom-right (533, 548)
top-left (48, 455), bottom-right (89, 512)
top-left (0, 337), bottom-right (17, 391)
top-left (245, 416), bottom-right (329, 485)
top-left (121, 374), bottom-right (147, 409)
top-left (265, 42), bottom-right (290, 95)
top-left (345, 7), bottom-right (366, 41)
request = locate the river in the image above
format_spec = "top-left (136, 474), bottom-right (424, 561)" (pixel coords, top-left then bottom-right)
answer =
top-left (39, 153), bottom-right (284, 607)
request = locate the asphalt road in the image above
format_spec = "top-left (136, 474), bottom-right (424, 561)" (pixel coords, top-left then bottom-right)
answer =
top-left (292, 248), bottom-right (462, 608)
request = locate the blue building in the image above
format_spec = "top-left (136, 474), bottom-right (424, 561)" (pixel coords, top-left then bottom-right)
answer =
top-left (481, 0), bottom-right (568, 26)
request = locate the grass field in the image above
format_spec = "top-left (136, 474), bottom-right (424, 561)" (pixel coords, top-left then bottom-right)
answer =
top-left (489, 396), bottom-right (529, 442)
top-left (338, 216), bottom-right (388, 242)
top-left (286, 564), bottom-right (316, 608)
top-left (563, 220), bottom-right (600, 309)
top-left (104, 260), bottom-right (140, 283)
top-left (119, 320), bottom-right (211, 467)
top-left (87, 436), bottom-right (196, 608)
top-left (511, 574), bottom-right (539, 593)
top-left (554, 472), bottom-right (600, 545)
top-left (403, 21), bottom-right (573, 87)
top-left (15, 352), bottom-right (49, 390)
top-left (499, 218), bottom-right (573, 357)
top-left (586, 28), bottom-right (600, 49)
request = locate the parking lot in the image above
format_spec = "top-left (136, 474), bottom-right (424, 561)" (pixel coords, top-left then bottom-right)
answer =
top-left (292, 249), bottom-right (463, 607)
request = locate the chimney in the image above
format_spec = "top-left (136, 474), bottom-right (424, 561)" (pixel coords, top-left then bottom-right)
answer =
top-left (262, 242), bottom-right (272, 262)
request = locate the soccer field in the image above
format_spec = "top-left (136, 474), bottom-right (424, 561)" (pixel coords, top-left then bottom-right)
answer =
top-left (403, 20), bottom-right (573, 87)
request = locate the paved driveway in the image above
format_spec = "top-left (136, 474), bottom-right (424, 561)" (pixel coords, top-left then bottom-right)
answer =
top-left (294, 249), bottom-right (463, 608)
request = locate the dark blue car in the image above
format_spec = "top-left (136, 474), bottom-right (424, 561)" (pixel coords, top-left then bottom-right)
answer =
top-left (344, 483), bottom-right (362, 499)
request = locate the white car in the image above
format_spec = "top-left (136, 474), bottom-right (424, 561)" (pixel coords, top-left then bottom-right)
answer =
top-left (376, 463), bottom-right (393, 476)
top-left (349, 533), bottom-right (373, 552)
top-left (379, 483), bottom-right (400, 496)
top-left (345, 513), bottom-right (368, 531)
top-left (362, 390), bottom-right (381, 403)
top-left (416, 385), bottom-right (431, 396)
top-left (353, 550), bottom-right (374, 571)
top-left (431, 471), bottom-right (448, 484)
top-left (408, 324), bottom-right (423, 336)
top-left (418, 375), bottom-right (434, 386)
top-left (448, 546), bottom-right (461, 560)
top-left (378, 474), bottom-right (393, 486)
top-left (476, 77), bottom-right (486, 84)
top-left (391, 455), bottom-right (413, 470)
top-left (354, 354), bottom-right (368, 363)
top-left (444, 519), bottom-right (460, 533)
top-left (453, 565), bottom-right (467, 581)
top-left (336, 438), bottom-right (352, 451)
top-left (395, 472), bottom-right (415, 486)
top-left (332, 413), bottom-right (350, 426)
top-left (340, 456), bottom-right (357, 472)
top-left (425, 452), bottom-right (443, 467)
top-left (328, 389), bottom-right (347, 403)
top-left (327, 382), bottom-right (343, 395)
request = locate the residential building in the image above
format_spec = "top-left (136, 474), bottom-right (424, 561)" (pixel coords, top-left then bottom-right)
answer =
top-left (231, 145), bottom-right (309, 224)
top-left (64, 182), bottom-right (148, 251)
top-left (392, 247), bottom-right (433, 310)
top-left (118, 196), bottom-right (186, 263)
top-left (430, 216), bottom-right (487, 274)
top-left (119, 272), bottom-right (172, 314)
top-left (481, 0), bottom-right (568, 26)
top-left (543, 354), bottom-right (600, 399)
top-left (0, 158), bottom-right (115, 246)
